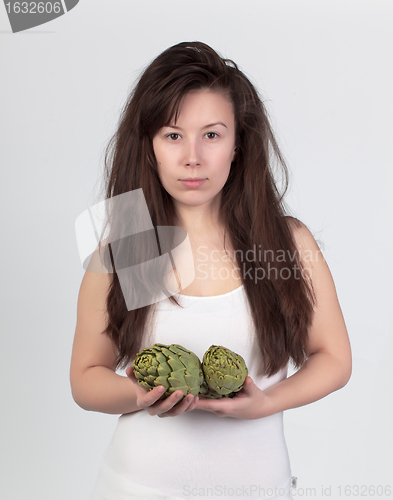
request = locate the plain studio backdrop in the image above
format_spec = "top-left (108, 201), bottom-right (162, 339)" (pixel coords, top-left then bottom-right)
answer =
top-left (1, 1), bottom-right (392, 499)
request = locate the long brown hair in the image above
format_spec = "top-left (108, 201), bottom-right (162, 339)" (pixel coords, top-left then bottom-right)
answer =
top-left (99, 41), bottom-right (316, 377)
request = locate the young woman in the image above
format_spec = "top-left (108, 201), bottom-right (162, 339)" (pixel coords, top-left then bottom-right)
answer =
top-left (70, 41), bottom-right (352, 500)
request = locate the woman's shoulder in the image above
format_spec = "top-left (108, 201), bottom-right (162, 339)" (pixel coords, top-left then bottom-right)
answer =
top-left (284, 215), bottom-right (305, 230)
top-left (283, 216), bottom-right (323, 263)
top-left (284, 215), bottom-right (307, 240)
top-left (284, 215), bottom-right (314, 239)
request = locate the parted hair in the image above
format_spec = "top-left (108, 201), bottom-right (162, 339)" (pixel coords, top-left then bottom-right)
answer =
top-left (99, 41), bottom-right (316, 377)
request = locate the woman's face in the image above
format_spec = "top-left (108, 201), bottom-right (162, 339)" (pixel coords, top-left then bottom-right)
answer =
top-left (152, 89), bottom-right (236, 218)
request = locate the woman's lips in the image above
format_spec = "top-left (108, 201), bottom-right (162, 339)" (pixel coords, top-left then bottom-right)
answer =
top-left (179, 179), bottom-right (207, 188)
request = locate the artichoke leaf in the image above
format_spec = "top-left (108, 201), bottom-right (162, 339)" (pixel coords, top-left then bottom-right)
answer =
top-left (155, 376), bottom-right (171, 388)
top-left (157, 363), bottom-right (171, 377)
top-left (166, 356), bottom-right (186, 372)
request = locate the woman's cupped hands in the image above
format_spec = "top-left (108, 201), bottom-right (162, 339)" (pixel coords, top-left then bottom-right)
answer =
top-left (126, 368), bottom-right (269, 419)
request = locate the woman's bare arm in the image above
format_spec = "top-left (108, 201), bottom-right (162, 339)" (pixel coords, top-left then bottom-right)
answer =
top-left (69, 271), bottom-right (140, 414)
top-left (69, 271), bottom-right (198, 415)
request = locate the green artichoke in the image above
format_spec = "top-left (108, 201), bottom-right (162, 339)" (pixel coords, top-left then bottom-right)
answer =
top-left (132, 343), bottom-right (204, 401)
top-left (201, 345), bottom-right (248, 399)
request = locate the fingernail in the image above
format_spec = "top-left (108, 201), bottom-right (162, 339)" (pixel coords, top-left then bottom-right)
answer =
top-left (176, 392), bottom-right (182, 399)
top-left (157, 387), bottom-right (165, 394)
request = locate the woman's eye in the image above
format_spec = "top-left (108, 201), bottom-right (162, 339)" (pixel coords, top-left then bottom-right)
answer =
top-left (167, 133), bottom-right (180, 141)
top-left (205, 132), bottom-right (218, 139)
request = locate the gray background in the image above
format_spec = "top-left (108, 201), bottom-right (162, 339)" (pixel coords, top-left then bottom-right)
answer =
top-left (1, 1), bottom-right (392, 499)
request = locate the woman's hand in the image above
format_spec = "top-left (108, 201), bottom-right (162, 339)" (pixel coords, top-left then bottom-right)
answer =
top-left (125, 367), bottom-right (199, 418)
top-left (195, 377), bottom-right (270, 419)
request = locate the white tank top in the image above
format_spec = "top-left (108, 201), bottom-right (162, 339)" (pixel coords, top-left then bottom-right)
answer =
top-left (91, 285), bottom-right (294, 500)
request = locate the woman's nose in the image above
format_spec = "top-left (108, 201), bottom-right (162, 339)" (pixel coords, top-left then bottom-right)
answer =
top-left (184, 139), bottom-right (201, 166)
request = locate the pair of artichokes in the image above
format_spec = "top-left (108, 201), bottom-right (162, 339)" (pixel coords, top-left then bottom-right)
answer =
top-left (132, 343), bottom-right (248, 401)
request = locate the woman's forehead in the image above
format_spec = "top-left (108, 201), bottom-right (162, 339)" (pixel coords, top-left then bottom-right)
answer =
top-left (167, 89), bottom-right (234, 125)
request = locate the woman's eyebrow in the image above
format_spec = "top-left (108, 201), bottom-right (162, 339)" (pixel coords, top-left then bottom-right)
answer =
top-left (166, 122), bottom-right (228, 129)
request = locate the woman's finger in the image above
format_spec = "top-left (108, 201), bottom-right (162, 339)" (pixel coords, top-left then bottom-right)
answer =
top-left (184, 396), bottom-right (199, 413)
top-left (146, 390), bottom-right (185, 415)
top-left (158, 394), bottom-right (198, 418)
top-left (137, 385), bottom-right (167, 408)
top-left (195, 397), bottom-right (232, 415)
